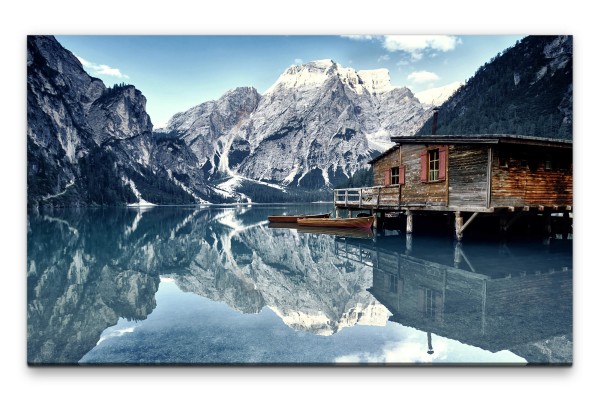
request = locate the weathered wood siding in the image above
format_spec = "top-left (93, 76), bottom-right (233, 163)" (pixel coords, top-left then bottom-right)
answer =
top-left (403, 144), bottom-right (447, 205)
top-left (490, 145), bottom-right (573, 207)
top-left (373, 147), bottom-right (402, 186)
top-left (373, 144), bottom-right (448, 206)
top-left (448, 144), bottom-right (489, 208)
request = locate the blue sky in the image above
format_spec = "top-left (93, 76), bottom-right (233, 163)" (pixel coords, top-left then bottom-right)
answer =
top-left (55, 35), bottom-right (523, 128)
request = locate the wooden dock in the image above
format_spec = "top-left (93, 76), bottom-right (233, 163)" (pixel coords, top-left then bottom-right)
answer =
top-left (333, 186), bottom-right (572, 240)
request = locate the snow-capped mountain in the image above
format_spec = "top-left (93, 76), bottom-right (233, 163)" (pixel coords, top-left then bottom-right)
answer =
top-left (28, 36), bottom-right (429, 206)
top-left (415, 81), bottom-right (462, 108)
top-left (161, 60), bottom-right (429, 199)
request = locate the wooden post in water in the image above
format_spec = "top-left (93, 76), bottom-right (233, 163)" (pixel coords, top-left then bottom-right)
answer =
top-left (406, 210), bottom-right (413, 234)
top-left (499, 214), bottom-right (508, 234)
top-left (348, 209), bottom-right (353, 218)
top-left (335, 207), bottom-right (340, 218)
top-left (454, 241), bottom-right (462, 268)
top-left (544, 212), bottom-right (552, 237)
top-left (455, 211), bottom-right (463, 241)
top-left (405, 233), bottom-right (413, 256)
top-left (562, 211), bottom-right (571, 239)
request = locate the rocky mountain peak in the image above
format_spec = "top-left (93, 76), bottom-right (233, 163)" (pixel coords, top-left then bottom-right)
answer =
top-left (88, 84), bottom-right (153, 144)
top-left (265, 59), bottom-right (394, 96)
top-left (160, 59), bottom-right (429, 200)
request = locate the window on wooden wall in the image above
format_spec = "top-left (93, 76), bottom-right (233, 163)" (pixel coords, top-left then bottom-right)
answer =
top-left (429, 149), bottom-right (439, 181)
top-left (498, 150), bottom-right (508, 167)
top-left (384, 166), bottom-right (405, 186)
top-left (391, 166), bottom-right (399, 184)
top-left (420, 146), bottom-right (446, 182)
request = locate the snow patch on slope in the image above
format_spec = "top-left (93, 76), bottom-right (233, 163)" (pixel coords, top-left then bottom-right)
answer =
top-left (415, 81), bottom-right (462, 107)
top-left (42, 179), bottom-right (74, 201)
top-left (123, 177), bottom-right (156, 207)
top-left (365, 130), bottom-right (395, 153)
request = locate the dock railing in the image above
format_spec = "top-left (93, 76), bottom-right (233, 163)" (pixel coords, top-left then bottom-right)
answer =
top-left (334, 185), bottom-right (401, 209)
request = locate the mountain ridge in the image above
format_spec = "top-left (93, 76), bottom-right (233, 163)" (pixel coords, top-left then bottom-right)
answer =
top-left (416, 35), bottom-right (572, 139)
top-left (160, 59), bottom-right (430, 201)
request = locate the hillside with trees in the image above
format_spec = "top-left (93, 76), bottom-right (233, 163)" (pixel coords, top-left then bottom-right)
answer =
top-left (416, 36), bottom-right (572, 140)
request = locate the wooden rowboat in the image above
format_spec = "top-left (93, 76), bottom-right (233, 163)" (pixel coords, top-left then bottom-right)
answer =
top-left (267, 213), bottom-right (330, 223)
top-left (296, 226), bottom-right (374, 239)
top-left (297, 216), bottom-right (374, 229)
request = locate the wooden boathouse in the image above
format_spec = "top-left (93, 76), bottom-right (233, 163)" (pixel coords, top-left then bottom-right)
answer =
top-left (333, 134), bottom-right (572, 239)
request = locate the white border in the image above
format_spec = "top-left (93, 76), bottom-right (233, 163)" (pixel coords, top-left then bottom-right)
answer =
top-left (4, 1), bottom-right (596, 399)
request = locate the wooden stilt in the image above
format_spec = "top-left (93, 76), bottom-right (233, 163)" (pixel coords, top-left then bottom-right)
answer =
top-left (405, 233), bottom-right (413, 255)
top-left (335, 208), bottom-right (340, 218)
top-left (562, 211), bottom-right (571, 238)
top-left (455, 211), bottom-right (463, 241)
top-left (544, 212), bottom-right (552, 237)
top-left (348, 209), bottom-right (353, 218)
top-left (499, 215), bottom-right (508, 233)
top-left (460, 212), bottom-right (479, 234)
top-left (406, 210), bottom-right (413, 234)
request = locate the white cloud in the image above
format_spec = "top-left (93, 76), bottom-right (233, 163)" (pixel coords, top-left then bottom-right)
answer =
top-left (407, 70), bottom-right (440, 84)
top-left (341, 35), bottom-right (460, 62)
top-left (377, 54), bottom-right (390, 63)
top-left (341, 35), bottom-right (374, 41)
top-left (293, 58), bottom-right (303, 65)
top-left (383, 35), bottom-right (460, 61)
top-left (76, 55), bottom-right (130, 79)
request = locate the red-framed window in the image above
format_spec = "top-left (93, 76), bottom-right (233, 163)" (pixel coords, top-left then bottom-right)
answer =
top-left (384, 165), bottom-right (405, 186)
top-left (420, 146), bottom-right (447, 182)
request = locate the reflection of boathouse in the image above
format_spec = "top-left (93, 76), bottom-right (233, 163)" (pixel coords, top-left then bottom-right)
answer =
top-left (334, 235), bottom-right (572, 364)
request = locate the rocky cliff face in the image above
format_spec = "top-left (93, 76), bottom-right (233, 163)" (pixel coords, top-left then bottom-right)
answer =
top-left (87, 85), bottom-right (153, 144)
top-left (161, 60), bottom-right (429, 199)
top-left (27, 36), bottom-right (216, 207)
top-left (164, 87), bottom-right (261, 176)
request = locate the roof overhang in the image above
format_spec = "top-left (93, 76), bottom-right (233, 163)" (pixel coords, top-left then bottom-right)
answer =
top-left (389, 135), bottom-right (573, 148)
top-left (369, 135), bottom-right (572, 165)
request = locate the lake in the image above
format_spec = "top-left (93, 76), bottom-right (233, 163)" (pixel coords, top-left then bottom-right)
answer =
top-left (27, 204), bottom-right (572, 365)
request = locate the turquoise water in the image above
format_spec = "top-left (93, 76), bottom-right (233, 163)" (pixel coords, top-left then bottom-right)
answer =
top-left (27, 205), bottom-right (572, 365)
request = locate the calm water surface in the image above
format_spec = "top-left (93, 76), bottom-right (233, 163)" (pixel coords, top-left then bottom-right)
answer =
top-left (27, 205), bottom-right (572, 365)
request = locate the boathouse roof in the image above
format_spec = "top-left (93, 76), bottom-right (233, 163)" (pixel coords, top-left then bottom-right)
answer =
top-left (368, 134), bottom-right (572, 164)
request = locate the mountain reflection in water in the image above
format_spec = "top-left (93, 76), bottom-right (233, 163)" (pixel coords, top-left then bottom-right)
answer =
top-left (27, 205), bottom-right (572, 365)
